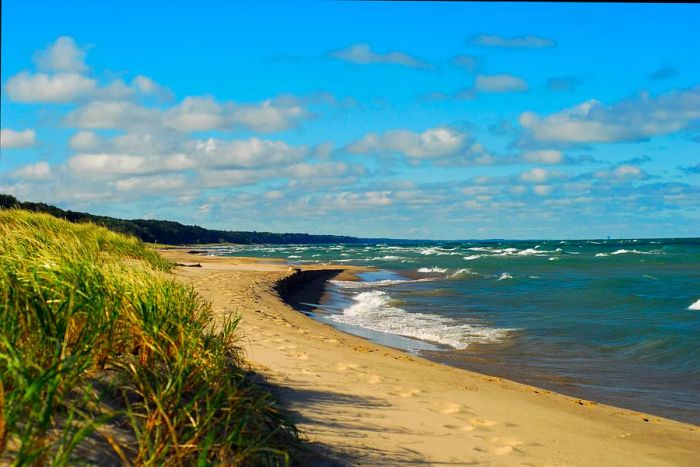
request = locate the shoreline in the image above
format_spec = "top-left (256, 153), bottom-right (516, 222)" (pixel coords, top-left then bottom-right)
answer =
top-left (161, 249), bottom-right (700, 466)
top-left (313, 271), bottom-right (700, 425)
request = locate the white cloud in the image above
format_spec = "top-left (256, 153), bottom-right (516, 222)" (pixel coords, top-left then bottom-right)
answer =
top-left (520, 167), bottom-right (549, 183)
top-left (164, 96), bottom-right (307, 133)
top-left (520, 86), bottom-right (700, 143)
top-left (595, 165), bottom-right (647, 181)
top-left (523, 150), bottom-right (563, 164)
top-left (164, 96), bottom-right (223, 131)
top-left (114, 174), bottom-right (186, 192)
top-left (6, 72), bottom-right (97, 103)
top-left (191, 137), bottom-right (307, 168)
top-left (474, 74), bottom-right (528, 93)
top-left (330, 43), bottom-right (429, 69)
top-left (34, 36), bottom-right (88, 73)
top-left (348, 126), bottom-right (466, 159)
top-left (533, 185), bottom-right (552, 196)
top-left (66, 101), bottom-right (162, 129)
top-left (11, 161), bottom-right (51, 180)
top-left (69, 131), bottom-right (102, 151)
top-left (1, 129), bottom-right (36, 148)
top-left (229, 100), bottom-right (308, 132)
top-left (67, 152), bottom-right (193, 177)
top-left (472, 34), bottom-right (555, 48)
top-left (131, 75), bottom-right (170, 98)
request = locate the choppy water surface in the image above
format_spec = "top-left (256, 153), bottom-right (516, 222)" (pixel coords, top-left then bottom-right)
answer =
top-left (207, 238), bottom-right (700, 424)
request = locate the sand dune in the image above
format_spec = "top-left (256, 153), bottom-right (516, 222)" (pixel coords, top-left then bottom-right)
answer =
top-left (161, 250), bottom-right (700, 466)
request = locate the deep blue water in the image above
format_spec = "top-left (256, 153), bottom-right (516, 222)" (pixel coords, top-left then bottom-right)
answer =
top-left (206, 238), bottom-right (700, 424)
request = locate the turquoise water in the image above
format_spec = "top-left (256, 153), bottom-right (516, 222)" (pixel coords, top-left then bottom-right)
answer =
top-left (207, 239), bottom-right (700, 424)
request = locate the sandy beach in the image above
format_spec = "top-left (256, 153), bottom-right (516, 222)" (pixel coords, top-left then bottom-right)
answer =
top-left (161, 249), bottom-right (700, 466)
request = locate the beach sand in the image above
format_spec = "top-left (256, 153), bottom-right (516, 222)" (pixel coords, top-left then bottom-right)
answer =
top-left (161, 250), bottom-right (700, 466)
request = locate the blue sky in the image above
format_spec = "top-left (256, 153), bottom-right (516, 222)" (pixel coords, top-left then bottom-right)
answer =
top-left (1, 1), bottom-right (699, 239)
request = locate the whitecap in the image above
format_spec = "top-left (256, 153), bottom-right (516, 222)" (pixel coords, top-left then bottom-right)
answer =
top-left (464, 255), bottom-right (482, 261)
top-left (689, 299), bottom-right (700, 311)
top-left (497, 272), bottom-right (513, 281)
top-left (329, 290), bottom-right (511, 349)
top-left (450, 268), bottom-right (475, 278)
top-left (418, 267), bottom-right (448, 273)
top-left (288, 255), bottom-right (301, 259)
top-left (330, 278), bottom-right (437, 289)
top-left (611, 249), bottom-right (652, 255)
top-left (595, 253), bottom-right (609, 257)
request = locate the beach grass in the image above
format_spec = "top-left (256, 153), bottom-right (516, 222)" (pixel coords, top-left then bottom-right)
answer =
top-left (0, 210), bottom-right (298, 465)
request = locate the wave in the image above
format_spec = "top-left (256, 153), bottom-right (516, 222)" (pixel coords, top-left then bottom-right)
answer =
top-left (464, 255), bottom-right (482, 261)
top-left (611, 249), bottom-right (653, 255)
top-left (450, 268), bottom-right (476, 278)
top-left (420, 247), bottom-right (460, 256)
top-left (595, 253), bottom-right (609, 257)
top-left (330, 278), bottom-right (437, 289)
top-left (497, 272), bottom-right (513, 281)
top-left (689, 299), bottom-right (700, 311)
top-left (417, 267), bottom-right (448, 273)
top-left (329, 290), bottom-right (511, 349)
top-left (287, 255), bottom-right (301, 259)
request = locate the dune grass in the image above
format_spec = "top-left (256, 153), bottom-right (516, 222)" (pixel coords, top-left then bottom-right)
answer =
top-left (0, 210), bottom-right (299, 465)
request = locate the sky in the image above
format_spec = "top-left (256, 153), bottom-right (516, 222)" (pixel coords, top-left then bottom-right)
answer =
top-left (1, 1), bottom-right (699, 240)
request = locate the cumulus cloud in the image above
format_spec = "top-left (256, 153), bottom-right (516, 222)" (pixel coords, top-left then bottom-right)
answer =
top-left (190, 137), bottom-right (307, 168)
top-left (66, 101), bottom-right (162, 129)
top-left (164, 96), bottom-right (223, 131)
top-left (163, 96), bottom-right (309, 132)
top-left (474, 74), bottom-right (528, 93)
top-left (520, 167), bottom-right (550, 183)
top-left (69, 131), bottom-right (102, 151)
top-left (6, 72), bottom-right (97, 103)
top-left (346, 126), bottom-right (514, 166)
top-left (34, 36), bottom-right (88, 73)
top-left (114, 174), bottom-right (186, 192)
top-left (347, 126), bottom-right (466, 159)
top-left (1, 128), bottom-right (36, 148)
top-left (330, 43), bottom-right (430, 69)
top-left (523, 150), bottom-right (564, 164)
top-left (519, 86), bottom-right (700, 143)
top-left (11, 161), bottom-right (51, 180)
top-left (229, 99), bottom-right (308, 132)
top-left (471, 34), bottom-right (555, 48)
top-left (594, 165), bottom-right (648, 181)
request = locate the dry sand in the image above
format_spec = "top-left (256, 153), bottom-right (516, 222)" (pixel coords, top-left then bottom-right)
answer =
top-left (161, 250), bottom-right (700, 466)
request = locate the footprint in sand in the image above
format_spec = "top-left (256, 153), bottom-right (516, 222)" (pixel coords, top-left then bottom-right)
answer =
top-left (336, 362), bottom-right (359, 371)
top-left (441, 402), bottom-right (466, 414)
top-left (475, 437), bottom-right (523, 456)
top-left (469, 418), bottom-right (499, 428)
top-left (399, 389), bottom-right (421, 398)
top-left (295, 353), bottom-right (309, 360)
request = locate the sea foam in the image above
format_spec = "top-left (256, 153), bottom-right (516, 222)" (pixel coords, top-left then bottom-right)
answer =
top-left (418, 267), bottom-right (448, 273)
top-left (330, 278), bottom-right (436, 289)
top-left (329, 290), bottom-right (510, 349)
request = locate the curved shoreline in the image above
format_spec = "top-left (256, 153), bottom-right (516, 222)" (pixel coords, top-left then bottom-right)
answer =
top-left (161, 249), bottom-right (700, 466)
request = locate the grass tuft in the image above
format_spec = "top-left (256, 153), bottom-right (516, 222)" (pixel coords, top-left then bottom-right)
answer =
top-left (0, 210), bottom-right (298, 465)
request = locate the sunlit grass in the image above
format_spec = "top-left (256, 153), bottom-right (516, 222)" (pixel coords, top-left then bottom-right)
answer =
top-left (0, 210), bottom-right (298, 465)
